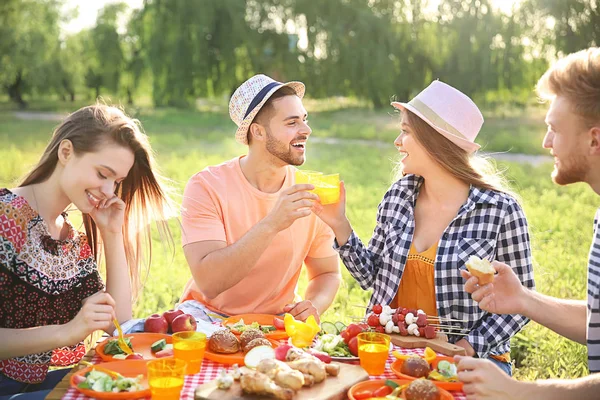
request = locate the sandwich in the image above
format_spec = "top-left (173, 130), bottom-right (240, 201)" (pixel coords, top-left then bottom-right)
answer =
top-left (465, 255), bottom-right (495, 285)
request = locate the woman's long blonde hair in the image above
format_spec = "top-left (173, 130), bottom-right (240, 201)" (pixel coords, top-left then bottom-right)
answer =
top-left (395, 110), bottom-right (518, 199)
top-left (20, 104), bottom-right (175, 299)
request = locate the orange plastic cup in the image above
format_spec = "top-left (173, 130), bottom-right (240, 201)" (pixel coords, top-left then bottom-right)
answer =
top-left (295, 170), bottom-right (322, 183)
top-left (147, 358), bottom-right (186, 400)
top-left (357, 332), bottom-right (391, 375)
top-left (173, 331), bottom-right (206, 375)
top-left (295, 170), bottom-right (340, 205)
top-left (312, 173), bottom-right (340, 205)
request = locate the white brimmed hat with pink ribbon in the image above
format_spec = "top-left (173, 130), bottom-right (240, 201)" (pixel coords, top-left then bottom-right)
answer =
top-left (391, 80), bottom-right (483, 153)
top-left (229, 74), bottom-right (305, 145)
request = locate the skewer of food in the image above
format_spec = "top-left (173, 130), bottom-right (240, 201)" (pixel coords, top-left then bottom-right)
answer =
top-left (359, 304), bottom-right (469, 338)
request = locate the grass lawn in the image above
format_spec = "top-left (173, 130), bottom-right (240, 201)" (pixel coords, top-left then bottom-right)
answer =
top-left (0, 99), bottom-right (596, 380)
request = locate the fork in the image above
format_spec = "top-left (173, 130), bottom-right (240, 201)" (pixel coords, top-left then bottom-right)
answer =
top-left (113, 318), bottom-right (133, 355)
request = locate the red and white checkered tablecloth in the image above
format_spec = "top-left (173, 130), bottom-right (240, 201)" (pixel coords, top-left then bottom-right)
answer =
top-left (61, 346), bottom-right (466, 399)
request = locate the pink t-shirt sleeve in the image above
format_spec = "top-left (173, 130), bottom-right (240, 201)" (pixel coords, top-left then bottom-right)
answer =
top-left (306, 219), bottom-right (337, 259)
top-left (181, 175), bottom-right (226, 246)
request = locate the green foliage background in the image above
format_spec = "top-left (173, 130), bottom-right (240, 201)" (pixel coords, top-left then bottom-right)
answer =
top-left (2, 0), bottom-right (600, 108)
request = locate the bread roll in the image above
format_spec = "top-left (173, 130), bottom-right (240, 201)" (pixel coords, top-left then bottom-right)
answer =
top-left (209, 329), bottom-right (240, 354)
top-left (405, 379), bottom-right (441, 400)
top-left (240, 328), bottom-right (265, 348)
top-left (400, 356), bottom-right (430, 378)
top-left (465, 255), bottom-right (495, 285)
top-left (243, 337), bottom-right (272, 353)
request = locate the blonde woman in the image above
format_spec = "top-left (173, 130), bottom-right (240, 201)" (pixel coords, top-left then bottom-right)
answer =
top-left (0, 105), bottom-right (173, 398)
top-left (314, 81), bottom-right (535, 375)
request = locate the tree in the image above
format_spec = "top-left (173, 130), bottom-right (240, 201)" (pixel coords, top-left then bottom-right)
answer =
top-left (0, 0), bottom-right (63, 107)
top-left (523, 0), bottom-right (599, 54)
top-left (85, 2), bottom-right (127, 98)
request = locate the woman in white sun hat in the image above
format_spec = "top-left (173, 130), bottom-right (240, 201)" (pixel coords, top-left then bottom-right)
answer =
top-left (314, 80), bottom-right (535, 375)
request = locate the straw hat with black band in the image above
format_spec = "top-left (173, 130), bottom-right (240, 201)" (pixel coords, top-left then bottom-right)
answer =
top-left (229, 74), bottom-right (305, 145)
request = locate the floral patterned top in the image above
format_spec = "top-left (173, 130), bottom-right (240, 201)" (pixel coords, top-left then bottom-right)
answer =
top-left (0, 188), bottom-right (104, 384)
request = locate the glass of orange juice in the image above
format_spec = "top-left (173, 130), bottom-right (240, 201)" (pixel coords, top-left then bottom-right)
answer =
top-left (147, 358), bottom-right (186, 400)
top-left (312, 173), bottom-right (340, 205)
top-left (173, 331), bottom-right (207, 375)
top-left (357, 332), bottom-right (391, 375)
top-left (295, 170), bottom-right (340, 205)
top-left (295, 169), bottom-right (322, 184)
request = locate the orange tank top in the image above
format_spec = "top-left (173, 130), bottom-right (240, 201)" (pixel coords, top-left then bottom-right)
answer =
top-left (391, 242), bottom-right (511, 363)
top-left (391, 242), bottom-right (438, 316)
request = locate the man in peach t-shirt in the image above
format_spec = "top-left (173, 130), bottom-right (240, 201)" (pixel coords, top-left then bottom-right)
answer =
top-left (178, 74), bottom-right (341, 322)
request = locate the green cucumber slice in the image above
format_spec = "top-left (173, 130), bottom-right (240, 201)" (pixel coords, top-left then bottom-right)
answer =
top-left (150, 339), bottom-right (167, 352)
top-left (385, 379), bottom-right (400, 388)
top-left (320, 321), bottom-right (338, 335)
top-left (334, 322), bottom-right (346, 332)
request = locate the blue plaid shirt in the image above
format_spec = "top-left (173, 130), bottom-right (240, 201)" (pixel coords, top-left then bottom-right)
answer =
top-left (336, 175), bottom-right (535, 359)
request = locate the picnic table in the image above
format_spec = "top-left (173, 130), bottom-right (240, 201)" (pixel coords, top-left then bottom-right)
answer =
top-left (46, 342), bottom-right (467, 400)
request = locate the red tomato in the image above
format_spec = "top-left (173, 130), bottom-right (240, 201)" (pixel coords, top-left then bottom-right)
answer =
top-left (353, 389), bottom-right (374, 400)
top-left (340, 329), bottom-right (351, 343)
top-left (367, 314), bottom-right (380, 327)
top-left (373, 385), bottom-right (394, 397)
top-left (372, 304), bottom-right (383, 314)
top-left (346, 323), bottom-right (363, 340)
top-left (348, 336), bottom-right (359, 356)
top-left (273, 317), bottom-right (285, 330)
top-left (358, 323), bottom-right (370, 331)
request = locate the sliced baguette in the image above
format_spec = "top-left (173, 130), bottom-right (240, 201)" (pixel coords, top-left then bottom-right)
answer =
top-left (465, 255), bottom-right (495, 285)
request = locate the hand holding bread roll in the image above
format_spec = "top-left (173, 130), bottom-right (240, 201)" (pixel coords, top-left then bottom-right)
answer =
top-left (465, 255), bottom-right (495, 285)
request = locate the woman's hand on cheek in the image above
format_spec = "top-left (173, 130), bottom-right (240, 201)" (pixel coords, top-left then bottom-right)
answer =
top-left (90, 195), bottom-right (126, 234)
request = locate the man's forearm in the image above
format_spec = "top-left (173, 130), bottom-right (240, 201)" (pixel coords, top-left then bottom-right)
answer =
top-left (304, 272), bottom-right (341, 314)
top-left (192, 219), bottom-right (278, 299)
top-left (522, 290), bottom-right (587, 344)
top-left (517, 375), bottom-right (600, 400)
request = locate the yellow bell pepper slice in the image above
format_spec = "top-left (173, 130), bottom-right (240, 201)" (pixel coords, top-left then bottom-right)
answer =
top-left (424, 346), bottom-right (437, 364)
top-left (428, 370), bottom-right (459, 382)
top-left (284, 313), bottom-right (320, 348)
top-left (392, 350), bottom-right (412, 361)
top-left (393, 347), bottom-right (436, 363)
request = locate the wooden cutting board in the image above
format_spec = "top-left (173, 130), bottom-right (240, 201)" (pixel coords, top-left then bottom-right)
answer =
top-left (390, 333), bottom-right (466, 356)
top-left (194, 362), bottom-right (368, 400)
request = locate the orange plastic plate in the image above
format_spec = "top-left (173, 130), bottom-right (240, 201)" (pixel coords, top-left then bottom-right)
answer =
top-left (204, 338), bottom-right (280, 365)
top-left (70, 360), bottom-right (150, 399)
top-left (221, 314), bottom-right (288, 340)
top-left (390, 356), bottom-right (464, 391)
top-left (96, 333), bottom-right (172, 361)
top-left (348, 378), bottom-right (454, 400)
